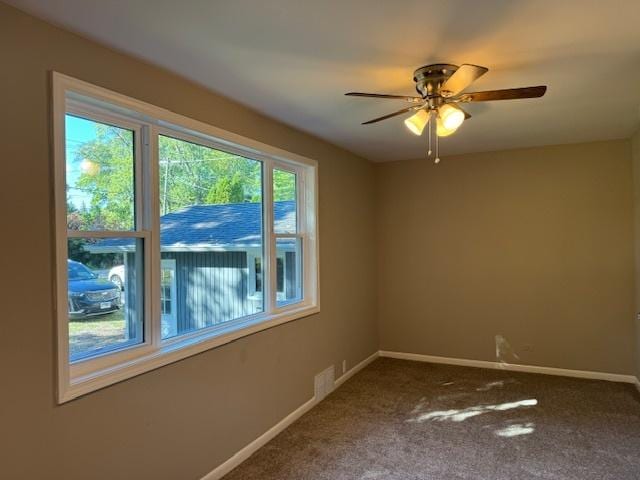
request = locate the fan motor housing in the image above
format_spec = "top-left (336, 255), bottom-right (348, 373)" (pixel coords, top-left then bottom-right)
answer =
top-left (413, 63), bottom-right (458, 98)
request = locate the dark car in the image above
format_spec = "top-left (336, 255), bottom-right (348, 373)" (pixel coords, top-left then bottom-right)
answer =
top-left (68, 259), bottom-right (121, 319)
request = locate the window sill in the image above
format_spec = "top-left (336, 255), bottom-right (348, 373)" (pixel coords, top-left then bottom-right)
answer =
top-left (60, 304), bottom-right (319, 403)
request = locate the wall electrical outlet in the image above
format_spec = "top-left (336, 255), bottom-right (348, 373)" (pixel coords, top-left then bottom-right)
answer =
top-left (314, 365), bottom-right (335, 402)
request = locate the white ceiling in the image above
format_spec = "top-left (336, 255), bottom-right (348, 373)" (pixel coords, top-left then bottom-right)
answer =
top-left (9, 0), bottom-right (640, 161)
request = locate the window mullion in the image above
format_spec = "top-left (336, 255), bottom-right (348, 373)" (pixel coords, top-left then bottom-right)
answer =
top-left (298, 169), bottom-right (308, 303)
top-left (264, 162), bottom-right (276, 314)
top-left (147, 125), bottom-right (162, 347)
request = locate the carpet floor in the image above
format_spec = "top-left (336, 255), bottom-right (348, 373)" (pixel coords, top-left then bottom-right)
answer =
top-left (222, 358), bottom-right (640, 480)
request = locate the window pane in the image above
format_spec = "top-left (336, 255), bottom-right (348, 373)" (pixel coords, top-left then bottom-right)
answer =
top-left (65, 114), bottom-right (135, 231)
top-left (158, 135), bottom-right (264, 339)
top-left (67, 237), bottom-right (143, 361)
top-left (276, 237), bottom-right (303, 307)
top-left (273, 169), bottom-right (297, 234)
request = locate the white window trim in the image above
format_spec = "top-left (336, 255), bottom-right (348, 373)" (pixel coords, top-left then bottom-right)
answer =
top-left (52, 72), bottom-right (320, 403)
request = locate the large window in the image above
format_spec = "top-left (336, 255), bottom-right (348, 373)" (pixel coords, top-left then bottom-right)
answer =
top-left (53, 73), bottom-right (319, 402)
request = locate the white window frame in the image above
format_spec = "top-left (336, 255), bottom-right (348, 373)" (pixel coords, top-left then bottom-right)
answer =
top-left (53, 72), bottom-right (320, 403)
top-left (271, 164), bottom-right (305, 306)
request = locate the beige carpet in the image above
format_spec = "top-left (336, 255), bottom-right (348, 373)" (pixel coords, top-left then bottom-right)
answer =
top-left (223, 358), bottom-right (640, 480)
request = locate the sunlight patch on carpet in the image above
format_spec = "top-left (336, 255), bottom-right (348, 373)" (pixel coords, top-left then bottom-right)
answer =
top-left (408, 399), bottom-right (538, 423)
top-left (495, 422), bottom-right (535, 437)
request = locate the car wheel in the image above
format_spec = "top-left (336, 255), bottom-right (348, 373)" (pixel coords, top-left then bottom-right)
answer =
top-left (110, 275), bottom-right (124, 291)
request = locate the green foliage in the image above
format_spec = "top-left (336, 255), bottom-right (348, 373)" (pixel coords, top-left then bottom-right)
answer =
top-left (158, 135), bottom-right (262, 212)
top-left (273, 169), bottom-right (296, 201)
top-left (67, 124), bottom-right (297, 235)
top-left (206, 174), bottom-right (245, 204)
top-left (74, 124), bottom-right (135, 230)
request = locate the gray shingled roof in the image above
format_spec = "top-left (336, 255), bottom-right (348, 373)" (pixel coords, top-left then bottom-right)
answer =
top-left (87, 201), bottom-right (296, 252)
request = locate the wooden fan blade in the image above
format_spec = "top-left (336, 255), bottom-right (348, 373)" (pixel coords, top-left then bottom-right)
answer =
top-left (440, 64), bottom-right (488, 97)
top-left (362, 106), bottom-right (416, 125)
top-left (460, 86), bottom-right (547, 102)
top-left (346, 92), bottom-right (423, 103)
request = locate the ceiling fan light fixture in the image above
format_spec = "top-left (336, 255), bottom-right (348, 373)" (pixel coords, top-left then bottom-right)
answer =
top-left (404, 109), bottom-right (430, 136)
top-left (439, 104), bottom-right (465, 131)
top-left (436, 116), bottom-right (457, 137)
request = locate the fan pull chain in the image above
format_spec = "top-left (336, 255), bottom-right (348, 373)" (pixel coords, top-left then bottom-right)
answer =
top-left (433, 110), bottom-right (441, 164)
top-left (427, 111), bottom-right (432, 157)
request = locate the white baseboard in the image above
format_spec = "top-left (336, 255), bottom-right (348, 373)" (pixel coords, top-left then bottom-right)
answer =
top-left (379, 350), bottom-right (638, 384)
top-left (334, 351), bottom-right (379, 388)
top-left (200, 350), bottom-right (379, 480)
top-left (201, 395), bottom-right (316, 480)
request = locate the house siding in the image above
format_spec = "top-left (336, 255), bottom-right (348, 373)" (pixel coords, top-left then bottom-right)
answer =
top-left (162, 251), bottom-right (250, 333)
top-left (125, 250), bottom-right (251, 336)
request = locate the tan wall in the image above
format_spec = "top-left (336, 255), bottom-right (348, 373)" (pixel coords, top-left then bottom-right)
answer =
top-left (376, 141), bottom-right (636, 375)
top-left (631, 130), bottom-right (640, 379)
top-left (0, 4), bottom-right (378, 479)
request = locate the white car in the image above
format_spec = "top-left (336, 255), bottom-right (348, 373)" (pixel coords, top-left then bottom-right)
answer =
top-left (108, 265), bottom-right (125, 290)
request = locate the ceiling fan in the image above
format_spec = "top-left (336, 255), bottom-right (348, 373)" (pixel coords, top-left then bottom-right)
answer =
top-left (345, 63), bottom-right (547, 163)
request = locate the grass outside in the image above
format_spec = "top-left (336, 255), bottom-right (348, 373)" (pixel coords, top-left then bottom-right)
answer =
top-left (69, 309), bottom-right (128, 358)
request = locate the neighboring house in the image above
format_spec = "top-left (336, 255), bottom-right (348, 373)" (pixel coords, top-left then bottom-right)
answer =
top-left (87, 201), bottom-right (300, 338)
